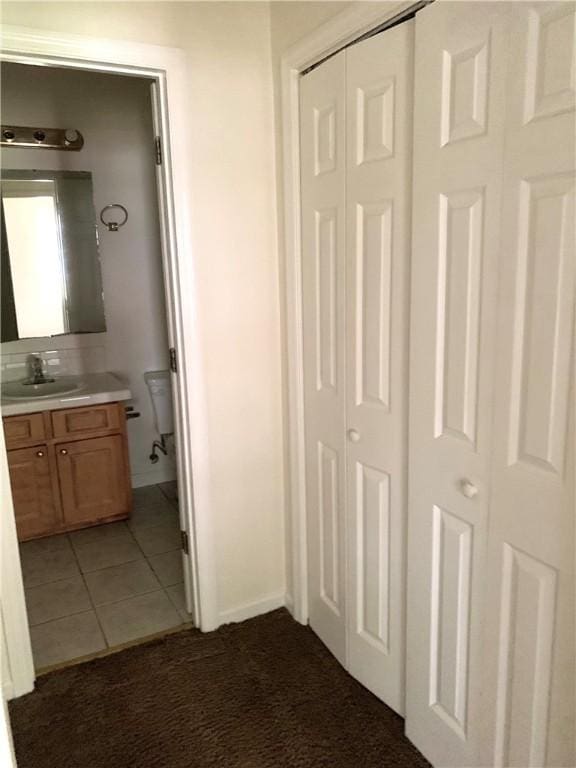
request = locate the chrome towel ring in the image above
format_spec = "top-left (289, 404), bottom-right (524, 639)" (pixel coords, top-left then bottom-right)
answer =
top-left (100, 203), bottom-right (128, 232)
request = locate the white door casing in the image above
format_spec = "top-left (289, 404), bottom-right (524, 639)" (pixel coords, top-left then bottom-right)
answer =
top-left (345, 21), bottom-right (414, 716)
top-left (301, 50), bottom-right (348, 666)
top-left (406, 2), bottom-right (511, 765)
top-left (0, 25), bottom-right (220, 712)
top-left (481, 3), bottom-right (575, 767)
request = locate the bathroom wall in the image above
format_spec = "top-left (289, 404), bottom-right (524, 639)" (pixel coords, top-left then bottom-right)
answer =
top-left (1, 63), bottom-right (175, 488)
top-left (1, 2), bottom-right (286, 623)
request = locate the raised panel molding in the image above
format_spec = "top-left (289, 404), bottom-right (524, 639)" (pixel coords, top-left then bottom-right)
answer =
top-left (441, 36), bottom-right (489, 146)
top-left (355, 201), bottom-right (393, 410)
top-left (314, 103), bottom-right (337, 175)
top-left (524, 4), bottom-right (576, 124)
top-left (356, 78), bottom-right (395, 164)
top-left (434, 189), bottom-right (484, 448)
top-left (508, 173), bottom-right (575, 475)
top-left (317, 442), bottom-right (340, 615)
top-left (494, 544), bottom-right (557, 767)
top-left (314, 209), bottom-right (338, 392)
top-left (429, 506), bottom-right (473, 738)
top-left (355, 462), bottom-right (391, 653)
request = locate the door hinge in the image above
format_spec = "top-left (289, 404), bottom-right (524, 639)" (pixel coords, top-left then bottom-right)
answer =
top-left (180, 530), bottom-right (189, 555)
top-left (154, 136), bottom-right (163, 165)
top-left (169, 347), bottom-right (177, 373)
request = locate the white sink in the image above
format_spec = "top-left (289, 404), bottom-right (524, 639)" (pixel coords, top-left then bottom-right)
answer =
top-left (1, 377), bottom-right (84, 400)
top-left (1, 372), bottom-right (132, 416)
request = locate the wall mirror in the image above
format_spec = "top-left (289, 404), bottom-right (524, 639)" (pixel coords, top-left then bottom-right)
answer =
top-left (1, 169), bottom-right (106, 341)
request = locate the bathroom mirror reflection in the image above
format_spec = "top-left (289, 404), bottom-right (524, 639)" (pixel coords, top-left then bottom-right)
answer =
top-left (0, 169), bottom-right (106, 341)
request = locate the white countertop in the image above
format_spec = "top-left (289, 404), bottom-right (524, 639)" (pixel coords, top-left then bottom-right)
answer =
top-left (1, 372), bottom-right (132, 417)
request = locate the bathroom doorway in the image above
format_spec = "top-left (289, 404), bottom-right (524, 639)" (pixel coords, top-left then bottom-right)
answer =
top-left (0, 56), bottom-right (201, 681)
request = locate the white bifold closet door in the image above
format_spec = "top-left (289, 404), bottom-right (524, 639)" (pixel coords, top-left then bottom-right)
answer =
top-left (300, 21), bottom-right (414, 715)
top-left (481, 3), bottom-right (575, 766)
top-left (407, 2), bottom-right (575, 767)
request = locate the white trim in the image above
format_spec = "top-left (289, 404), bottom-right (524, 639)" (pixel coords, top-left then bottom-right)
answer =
top-left (284, 593), bottom-right (295, 619)
top-left (280, 2), bottom-right (422, 625)
top-left (1, 428), bottom-right (35, 701)
top-left (218, 592), bottom-right (286, 627)
top-left (0, 24), bottom-right (220, 706)
top-left (1, 682), bottom-right (14, 702)
top-left (0, 697), bottom-right (16, 768)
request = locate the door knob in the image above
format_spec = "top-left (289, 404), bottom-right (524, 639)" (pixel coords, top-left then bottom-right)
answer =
top-left (460, 479), bottom-right (478, 499)
top-left (59, 448), bottom-right (68, 455)
top-left (347, 429), bottom-right (360, 443)
top-left (36, 450), bottom-right (44, 458)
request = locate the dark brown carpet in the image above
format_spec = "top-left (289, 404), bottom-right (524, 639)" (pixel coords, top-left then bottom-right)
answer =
top-left (9, 608), bottom-right (429, 768)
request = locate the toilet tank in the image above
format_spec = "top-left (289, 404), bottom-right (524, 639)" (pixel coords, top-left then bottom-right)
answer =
top-left (144, 370), bottom-right (174, 436)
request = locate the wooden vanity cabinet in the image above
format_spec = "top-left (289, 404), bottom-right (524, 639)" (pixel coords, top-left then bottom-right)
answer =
top-left (3, 402), bottom-right (132, 541)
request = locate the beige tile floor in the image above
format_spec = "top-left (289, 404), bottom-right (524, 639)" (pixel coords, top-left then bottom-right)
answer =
top-left (20, 482), bottom-right (192, 671)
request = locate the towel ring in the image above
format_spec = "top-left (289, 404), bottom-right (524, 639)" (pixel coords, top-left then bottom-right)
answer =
top-left (100, 204), bottom-right (128, 232)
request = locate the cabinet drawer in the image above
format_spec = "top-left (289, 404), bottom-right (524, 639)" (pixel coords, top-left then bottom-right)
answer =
top-left (3, 412), bottom-right (47, 450)
top-left (52, 403), bottom-right (121, 439)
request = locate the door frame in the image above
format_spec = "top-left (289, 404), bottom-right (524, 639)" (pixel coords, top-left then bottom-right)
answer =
top-left (0, 24), bottom-right (219, 701)
top-left (281, 1), bottom-right (425, 624)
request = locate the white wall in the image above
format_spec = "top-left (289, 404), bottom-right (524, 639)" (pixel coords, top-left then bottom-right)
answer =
top-left (1, 63), bottom-right (175, 488)
top-left (1, 2), bottom-right (286, 621)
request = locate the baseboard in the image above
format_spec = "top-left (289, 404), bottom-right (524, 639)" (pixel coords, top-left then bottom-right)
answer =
top-left (218, 592), bottom-right (286, 626)
top-left (2, 679), bottom-right (14, 701)
top-left (131, 467), bottom-right (177, 489)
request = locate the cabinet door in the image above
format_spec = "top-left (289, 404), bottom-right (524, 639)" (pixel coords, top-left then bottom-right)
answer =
top-left (7, 446), bottom-right (60, 540)
top-left (56, 435), bottom-right (130, 526)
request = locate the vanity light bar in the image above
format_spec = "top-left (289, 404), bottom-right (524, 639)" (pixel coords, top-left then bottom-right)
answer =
top-left (1, 125), bottom-right (84, 151)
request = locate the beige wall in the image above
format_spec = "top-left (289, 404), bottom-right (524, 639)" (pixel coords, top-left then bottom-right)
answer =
top-left (270, 1), bottom-right (353, 55)
top-left (2, 2), bottom-right (285, 619)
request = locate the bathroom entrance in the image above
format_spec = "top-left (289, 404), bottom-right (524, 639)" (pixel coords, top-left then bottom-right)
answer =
top-left (1, 61), bottom-right (196, 675)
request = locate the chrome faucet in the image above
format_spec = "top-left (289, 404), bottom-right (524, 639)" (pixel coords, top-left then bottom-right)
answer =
top-left (28, 355), bottom-right (51, 385)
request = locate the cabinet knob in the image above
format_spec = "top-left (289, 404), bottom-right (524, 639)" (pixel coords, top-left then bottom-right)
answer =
top-left (36, 450), bottom-right (44, 458)
top-left (347, 428), bottom-right (361, 443)
top-left (59, 448), bottom-right (68, 455)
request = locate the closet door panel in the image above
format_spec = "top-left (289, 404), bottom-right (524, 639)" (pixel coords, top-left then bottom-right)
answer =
top-left (345, 20), bottom-right (414, 716)
top-left (481, 4), bottom-right (575, 766)
top-left (406, 3), bottom-right (511, 766)
top-left (300, 52), bottom-right (348, 666)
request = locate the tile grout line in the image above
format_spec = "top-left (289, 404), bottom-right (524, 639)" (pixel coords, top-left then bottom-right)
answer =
top-left (140, 484), bottom-right (185, 623)
top-left (67, 531), bottom-right (111, 651)
top-left (29, 607), bottom-right (97, 630)
top-left (157, 481), bottom-right (179, 511)
top-left (150, 482), bottom-right (186, 617)
top-left (24, 484), bottom-right (185, 666)
top-left (75, 485), bottom-right (183, 646)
